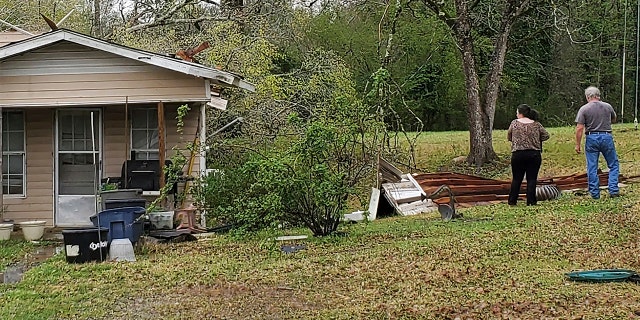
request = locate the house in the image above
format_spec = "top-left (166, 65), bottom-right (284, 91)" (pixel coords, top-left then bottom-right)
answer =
top-left (0, 29), bottom-right (254, 227)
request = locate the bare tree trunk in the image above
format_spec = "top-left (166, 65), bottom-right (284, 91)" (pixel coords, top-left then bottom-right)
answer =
top-left (453, 0), bottom-right (497, 166)
top-left (483, 28), bottom-right (510, 132)
top-left (217, 0), bottom-right (245, 31)
top-left (483, 0), bottom-right (531, 131)
top-left (93, 0), bottom-right (102, 37)
top-left (423, 0), bottom-right (533, 167)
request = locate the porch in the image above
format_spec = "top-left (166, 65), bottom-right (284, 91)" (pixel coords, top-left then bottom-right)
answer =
top-left (1, 103), bottom-right (203, 227)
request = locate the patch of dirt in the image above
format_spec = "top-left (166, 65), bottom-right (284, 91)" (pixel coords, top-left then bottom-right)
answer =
top-left (25, 245), bottom-right (59, 265)
top-left (1, 244), bottom-right (59, 284)
top-left (104, 282), bottom-right (324, 319)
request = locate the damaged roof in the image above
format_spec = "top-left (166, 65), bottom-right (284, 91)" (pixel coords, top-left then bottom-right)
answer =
top-left (0, 28), bottom-right (255, 92)
top-left (0, 30), bottom-right (35, 48)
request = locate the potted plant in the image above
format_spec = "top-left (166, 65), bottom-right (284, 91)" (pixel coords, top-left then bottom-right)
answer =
top-left (0, 205), bottom-right (13, 241)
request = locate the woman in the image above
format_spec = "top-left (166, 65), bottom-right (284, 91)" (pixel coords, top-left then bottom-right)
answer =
top-left (507, 104), bottom-right (550, 206)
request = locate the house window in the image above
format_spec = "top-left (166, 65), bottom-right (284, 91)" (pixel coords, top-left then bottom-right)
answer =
top-left (3, 111), bottom-right (25, 196)
top-left (131, 108), bottom-right (159, 160)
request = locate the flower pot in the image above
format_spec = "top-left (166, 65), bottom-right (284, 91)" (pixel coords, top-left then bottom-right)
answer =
top-left (0, 223), bottom-right (13, 241)
top-left (18, 221), bottom-right (46, 241)
top-left (148, 211), bottom-right (174, 230)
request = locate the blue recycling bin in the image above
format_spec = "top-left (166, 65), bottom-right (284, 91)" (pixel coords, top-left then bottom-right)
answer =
top-left (90, 207), bottom-right (145, 244)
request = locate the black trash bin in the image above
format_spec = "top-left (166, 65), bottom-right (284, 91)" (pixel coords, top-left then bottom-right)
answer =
top-left (104, 198), bottom-right (146, 210)
top-left (62, 228), bottom-right (109, 263)
top-left (99, 189), bottom-right (142, 210)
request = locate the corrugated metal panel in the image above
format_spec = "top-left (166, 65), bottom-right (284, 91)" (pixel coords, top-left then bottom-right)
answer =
top-left (3, 109), bottom-right (54, 226)
top-left (0, 42), bottom-right (207, 107)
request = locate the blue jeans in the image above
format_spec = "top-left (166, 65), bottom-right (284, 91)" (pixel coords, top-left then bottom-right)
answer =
top-left (585, 133), bottom-right (619, 198)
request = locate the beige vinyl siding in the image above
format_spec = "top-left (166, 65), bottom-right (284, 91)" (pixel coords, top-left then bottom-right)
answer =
top-left (4, 109), bottom-right (54, 226)
top-left (0, 42), bottom-right (207, 107)
top-left (102, 104), bottom-right (201, 181)
top-left (166, 105), bottom-right (201, 175)
top-left (102, 105), bottom-right (128, 180)
top-left (0, 32), bottom-right (35, 48)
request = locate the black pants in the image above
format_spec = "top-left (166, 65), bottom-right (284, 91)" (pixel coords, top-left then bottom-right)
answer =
top-left (509, 150), bottom-right (542, 206)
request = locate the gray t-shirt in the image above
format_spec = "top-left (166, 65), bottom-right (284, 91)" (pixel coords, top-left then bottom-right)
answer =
top-left (575, 101), bottom-right (616, 132)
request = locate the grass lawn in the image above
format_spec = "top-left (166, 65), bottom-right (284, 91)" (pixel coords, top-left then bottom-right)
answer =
top-left (2, 123), bottom-right (640, 319)
top-left (414, 123), bottom-right (640, 180)
top-left (0, 240), bottom-right (43, 270)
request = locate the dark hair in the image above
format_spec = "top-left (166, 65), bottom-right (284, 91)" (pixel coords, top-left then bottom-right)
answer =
top-left (517, 104), bottom-right (539, 121)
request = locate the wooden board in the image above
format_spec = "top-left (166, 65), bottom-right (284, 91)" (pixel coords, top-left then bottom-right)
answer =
top-left (367, 187), bottom-right (381, 221)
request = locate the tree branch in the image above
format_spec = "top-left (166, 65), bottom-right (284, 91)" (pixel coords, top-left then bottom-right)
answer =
top-left (126, 0), bottom-right (218, 32)
top-left (421, 0), bottom-right (456, 28)
top-left (483, 0), bottom-right (532, 130)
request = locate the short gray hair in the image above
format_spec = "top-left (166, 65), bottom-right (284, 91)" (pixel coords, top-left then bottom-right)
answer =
top-left (585, 86), bottom-right (601, 99)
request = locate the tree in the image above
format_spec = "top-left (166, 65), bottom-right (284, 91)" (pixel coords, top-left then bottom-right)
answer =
top-left (108, 1), bottom-right (380, 235)
top-left (93, 0), bottom-right (102, 36)
top-left (0, 0), bottom-right (92, 33)
top-left (416, 0), bottom-right (534, 166)
top-left (197, 48), bottom-right (381, 236)
top-left (543, 0), bottom-right (629, 125)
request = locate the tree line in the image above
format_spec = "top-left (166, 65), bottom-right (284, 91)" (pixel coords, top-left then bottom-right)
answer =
top-left (1, 1), bottom-right (636, 164)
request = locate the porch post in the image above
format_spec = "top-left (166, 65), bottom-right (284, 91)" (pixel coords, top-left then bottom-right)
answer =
top-left (157, 102), bottom-right (166, 191)
top-left (0, 108), bottom-right (3, 218)
top-left (199, 103), bottom-right (207, 226)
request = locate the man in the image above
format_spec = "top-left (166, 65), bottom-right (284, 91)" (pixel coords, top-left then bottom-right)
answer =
top-left (575, 86), bottom-right (620, 199)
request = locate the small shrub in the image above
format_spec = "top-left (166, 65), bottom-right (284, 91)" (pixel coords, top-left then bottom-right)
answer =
top-left (194, 156), bottom-right (285, 232)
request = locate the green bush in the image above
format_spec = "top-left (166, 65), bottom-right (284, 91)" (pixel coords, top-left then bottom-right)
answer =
top-left (194, 156), bottom-right (286, 233)
top-left (239, 126), bottom-right (353, 236)
top-left (195, 119), bottom-right (372, 236)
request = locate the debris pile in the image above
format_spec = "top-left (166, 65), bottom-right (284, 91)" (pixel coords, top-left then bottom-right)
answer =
top-left (416, 171), bottom-right (632, 207)
top-left (377, 158), bottom-right (636, 216)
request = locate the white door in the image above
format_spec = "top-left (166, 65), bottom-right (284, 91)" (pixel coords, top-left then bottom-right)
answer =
top-left (55, 109), bottom-right (101, 227)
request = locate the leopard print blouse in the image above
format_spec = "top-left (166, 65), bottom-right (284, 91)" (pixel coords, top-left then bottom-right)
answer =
top-left (507, 119), bottom-right (550, 152)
